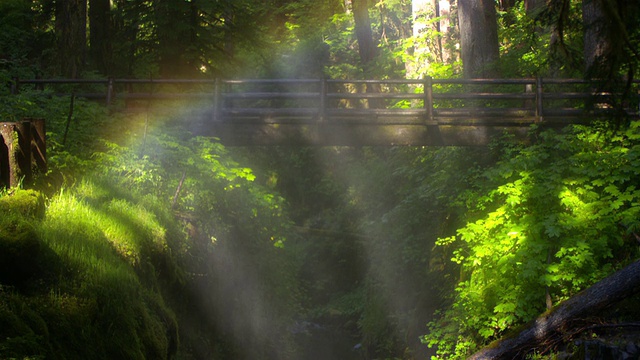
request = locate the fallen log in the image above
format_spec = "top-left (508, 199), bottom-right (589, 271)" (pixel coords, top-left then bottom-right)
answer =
top-left (468, 258), bottom-right (640, 359)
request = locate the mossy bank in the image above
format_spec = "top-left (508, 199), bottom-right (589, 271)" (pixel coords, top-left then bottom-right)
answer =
top-left (1, 187), bottom-right (181, 359)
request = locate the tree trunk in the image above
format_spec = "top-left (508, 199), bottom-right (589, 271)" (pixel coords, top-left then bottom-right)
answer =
top-left (89, 0), bottom-right (112, 75)
top-left (468, 258), bottom-right (640, 359)
top-left (437, 0), bottom-right (454, 64)
top-left (352, 0), bottom-right (383, 108)
top-left (0, 120), bottom-right (45, 189)
top-left (546, 0), bottom-right (570, 76)
top-left (155, 0), bottom-right (189, 77)
top-left (353, 0), bottom-right (377, 68)
top-left (524, 0), bottom-right (545, 17)
top-left (223, 12), bottom-right (236, 61)
top-left (499, 0), bottom-right (516, 12)
top-left (458, 0), bottom-right (500, 78)
top-left (55, 0), bottom-right (87, 78)
top-left (582, 0), bottom-right (617, 79)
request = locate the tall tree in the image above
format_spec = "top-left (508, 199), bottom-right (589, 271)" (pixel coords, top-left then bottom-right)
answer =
top-left (437, 0), bottom-right (454, 64)
top-left (154, 0), bottom-right (193, 77)
top-left (88, 0), bottom-right (112, 75)
top-left (499, 0), bottom-right (516, 11)
top-left (524, 0), bottom-right (545, 16)
top-left (582, 0), bottom-right (619, 79)
top-left (457, 0), bottom-right (499, 78)
top-left (55, 0), bottom-right (87, 78)
top-left (352, 0), bottom-right (383, 107)
top-left (547, 0), bottom-right (569, 71)
top-left (531, 0), bottom-right (572, 76)
top-left (352, 0), bottom-right (377, 71)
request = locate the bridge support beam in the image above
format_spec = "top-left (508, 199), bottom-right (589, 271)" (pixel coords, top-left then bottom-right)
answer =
top-left (195, 121), bottom-right (536, 146)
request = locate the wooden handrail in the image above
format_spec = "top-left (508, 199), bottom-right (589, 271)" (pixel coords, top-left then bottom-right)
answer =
top-left (8, 77), bottom-right (640, 123)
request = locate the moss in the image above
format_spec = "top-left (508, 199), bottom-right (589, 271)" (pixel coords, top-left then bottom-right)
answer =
top-left (0, 185), bottom-right (184, 359)
top-left (0, 292), bottom-right (50, 359)
top-left (0, 191), bottom-right (59, 289)
top-left (0, 216), bottom-right (43, 287)
top-left (0, 189), bottom-right (45, 219)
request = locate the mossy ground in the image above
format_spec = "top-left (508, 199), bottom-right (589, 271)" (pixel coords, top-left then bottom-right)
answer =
top-left (0, 187), bottom-right (182, 359)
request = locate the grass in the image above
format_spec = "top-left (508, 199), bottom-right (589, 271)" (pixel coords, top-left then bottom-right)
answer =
top-left (0, 184), bottom-right (181, 359)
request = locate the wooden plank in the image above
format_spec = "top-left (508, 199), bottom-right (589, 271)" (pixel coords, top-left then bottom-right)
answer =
top-left (223, 92), bottom-right (319, 99)
top-left (1, 121), bottom-right (31, 187)
top-left (433, 93), bottom-right (535, 100)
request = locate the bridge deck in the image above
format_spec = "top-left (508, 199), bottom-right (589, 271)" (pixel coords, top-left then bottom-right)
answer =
top-left (10, 77), bottom-right (640, 146)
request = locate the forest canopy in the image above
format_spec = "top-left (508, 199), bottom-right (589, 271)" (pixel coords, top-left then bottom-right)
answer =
top-left (1, 0), bottom-right (639, 81)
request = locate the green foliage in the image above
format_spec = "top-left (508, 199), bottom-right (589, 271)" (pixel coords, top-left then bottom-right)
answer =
top-left (0, 75), bottom-right (305, 357)
top-left (496, 1), bottom-right (584, 77)
top-left (78, 107), bottom-right (301, 358)
top-left (0, 190), bottom-right (51, 289)
top-left (0, 184), bottom-right (180, 359)
top-left (0, 91), bottom-right (110, 186)
top-left (241, 144), bottom-right (493, 358)
top-left (32, 186), bottom-right (180, 359)
top-left (5, 1), bottom-right (640, 358)
top-left (0, 0), bottom-right (54, 78)
top-left (497, 3), bottom-right (548, 77)
top-left (349, 146), bottom-right (492, 358)
top-left (424, 122), bottom-right (640, 359)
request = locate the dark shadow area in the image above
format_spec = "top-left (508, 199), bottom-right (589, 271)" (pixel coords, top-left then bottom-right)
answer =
top-left (0, 134), bottom-right (9, 188)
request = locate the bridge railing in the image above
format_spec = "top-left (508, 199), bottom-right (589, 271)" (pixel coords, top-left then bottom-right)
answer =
top-left (8, 77), bottom-right (640, 124)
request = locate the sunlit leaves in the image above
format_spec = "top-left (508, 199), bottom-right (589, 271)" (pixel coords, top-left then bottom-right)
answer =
top-left (425, 122), bottom-right (640, 359)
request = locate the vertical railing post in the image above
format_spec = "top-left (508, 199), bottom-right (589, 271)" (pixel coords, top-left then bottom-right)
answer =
top-left (524, 81), bottom-right (533, 112)
top-left (319, 78), bottom-right (327, 122)
top-left (213, 78), bottom-right (221, 121)
top-left (29, 118), bottom-right (46, 175)
top-left (0, 121), bottom-right (32, 187)
top-left (424, 76), bottom-right (443, 145)
top-left (424, 76), bottom-right (434, 124)
top-left (536, 77), bottom-right (543, 123)
top-left (106, 77), bottom-right (114, 106)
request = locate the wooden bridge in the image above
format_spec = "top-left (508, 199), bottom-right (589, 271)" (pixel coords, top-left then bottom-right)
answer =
top-left (10, 77), bottom-right (640, 146)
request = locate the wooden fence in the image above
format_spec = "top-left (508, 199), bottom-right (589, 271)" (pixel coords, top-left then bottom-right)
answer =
top-left (0, 119), bottom-right (46, 188)
top-left (5, 77), bottom-right (640, 147)
top-left (10, 77), bottom-right (640, 124)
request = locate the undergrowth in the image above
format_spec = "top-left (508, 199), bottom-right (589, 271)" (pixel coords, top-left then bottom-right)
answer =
top-left (1, 92), bottom-right (300, 359)
top-left (0, 184), bottom-right (181, 360)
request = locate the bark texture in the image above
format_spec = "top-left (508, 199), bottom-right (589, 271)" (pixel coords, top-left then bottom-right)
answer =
top-left (352, 0), bottom-right (383, 108)
top-left (89, 0), bottom-right (112, 75)
top-left (468, 258), bottom-right (640, 359)
top-left (524, 0), bottom-right (545, 17)
top-left (55, 0), bottom-right (87, 78)
top-left (582, 0), bottom-right (618, 78)
top-left (352, 0), bottom-right (377, 67)
top-left (458, 0), bottom-right (500, 78)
